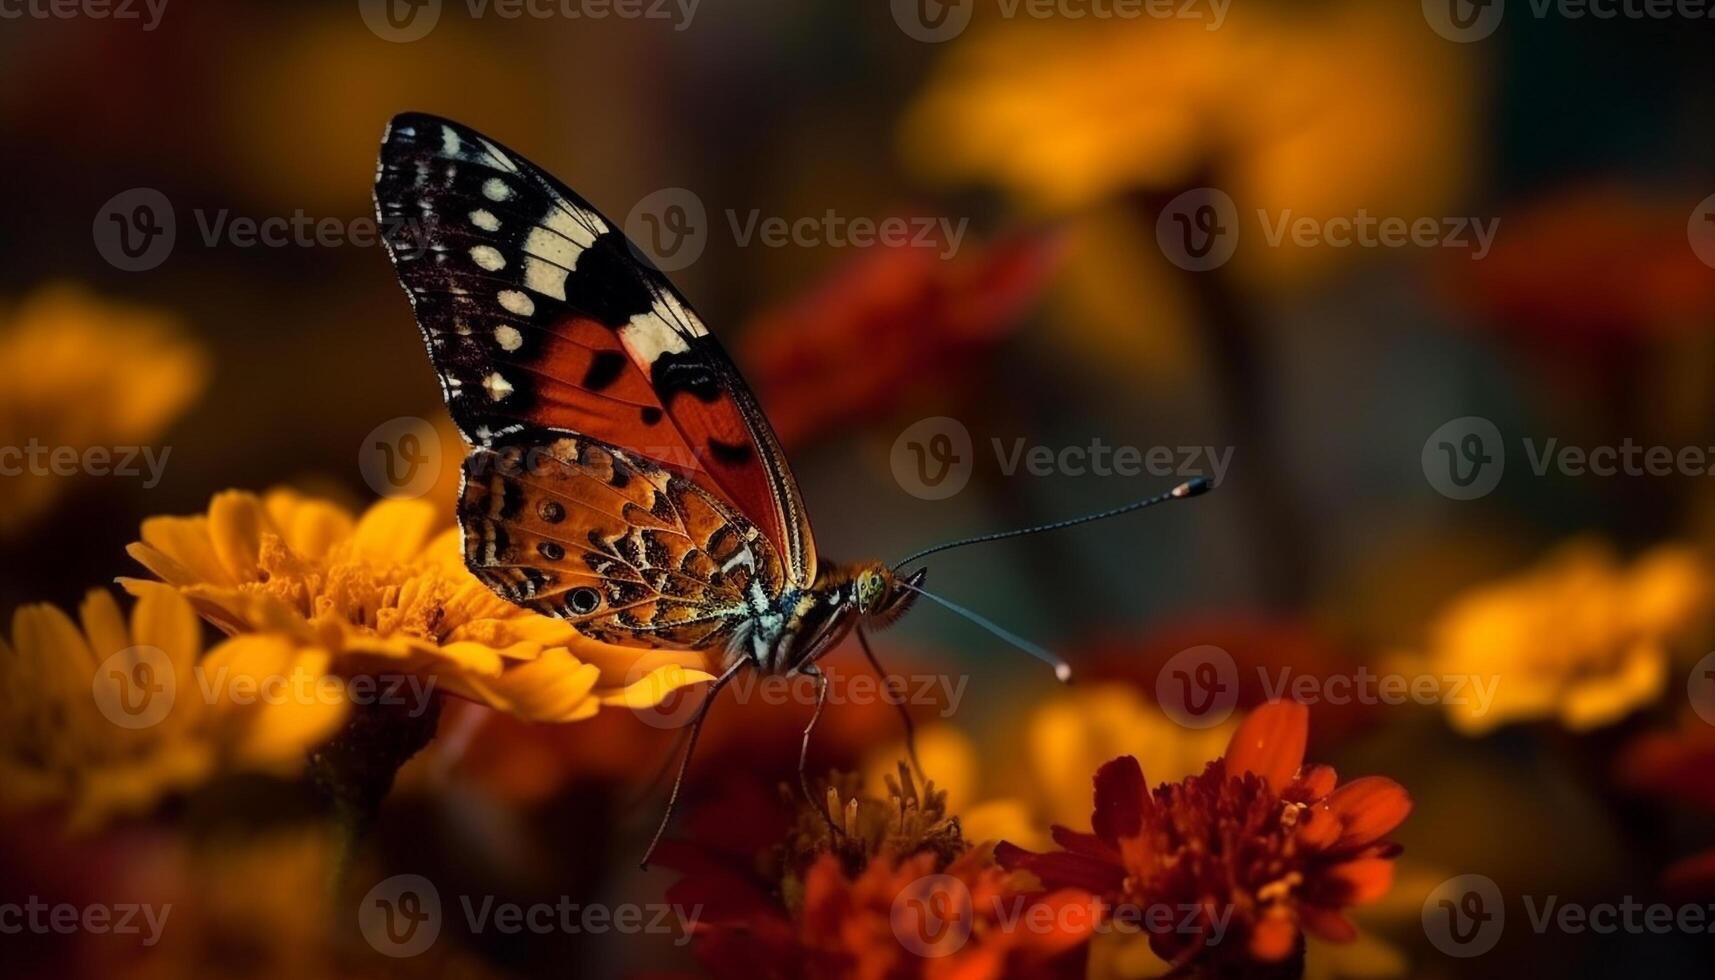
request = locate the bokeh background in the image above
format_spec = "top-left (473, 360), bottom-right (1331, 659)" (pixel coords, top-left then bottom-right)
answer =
top-left (4, 0), bottom-right (1715, 977)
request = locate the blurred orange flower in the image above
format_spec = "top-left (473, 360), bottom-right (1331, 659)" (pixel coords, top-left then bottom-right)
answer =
top-left (122, 488), bottom-right (713, 723)
top-left (743, 230), bottom-right (1062, 449)
top-left (1409, 540), bottom-right (1711, 735)
top-left (1444, 186), bottom-right (1715, 340)
top-left (0, 584), bottom-right (343, 830)
top-left (0, 284), bottom-right (208, 535)
top-left (998, 701), bottom-right (1411, 973)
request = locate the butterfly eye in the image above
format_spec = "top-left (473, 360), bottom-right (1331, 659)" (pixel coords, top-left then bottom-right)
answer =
top-left (569, 588), bottom-right (601, 615)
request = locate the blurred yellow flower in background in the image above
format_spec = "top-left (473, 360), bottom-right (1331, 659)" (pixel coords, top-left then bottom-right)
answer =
top-left (0, 584), bottom-right (343, 830)
top-left (899, 2), bottom-right (1473, 285)
top-left (0, 284), bottom-right (208, 535)
top-left (122, 488), bottom-right (713, 723)
top-left (1415, 540), bottom-right (1711, 735)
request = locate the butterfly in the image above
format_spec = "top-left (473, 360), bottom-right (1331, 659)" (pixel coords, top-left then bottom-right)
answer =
top-left (373, 113), bottom-right (1208, 865)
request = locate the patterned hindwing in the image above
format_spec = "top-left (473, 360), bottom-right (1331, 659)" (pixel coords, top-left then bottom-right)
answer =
top-left (458, 433), bottom-right (787, 650)
top-left (373, 112), bottom-right (817, 590)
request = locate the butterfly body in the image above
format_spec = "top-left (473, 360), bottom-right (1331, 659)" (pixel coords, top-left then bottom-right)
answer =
top-left (374, 112), bottom-right (916, 679)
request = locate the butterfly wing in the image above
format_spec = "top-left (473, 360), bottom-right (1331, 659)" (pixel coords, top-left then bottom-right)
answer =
top-left (459, 434), bottom-right (785, 651)
top-left (373, 113), bottom-right (816, 600)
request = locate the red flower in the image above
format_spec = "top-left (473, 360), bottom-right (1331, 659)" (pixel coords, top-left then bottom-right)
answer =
top-left (743, 229), bottom-right (1062, 449)
top-left (996, 701), bottom-right (1411, 972)
top-left (1618, 719), bottom-right (1715, 897)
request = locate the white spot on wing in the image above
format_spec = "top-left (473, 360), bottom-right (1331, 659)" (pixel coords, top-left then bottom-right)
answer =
top-left (470, 209), bottom-right (500, 232)
top-left (482, 178), bottom-right (513, 202)
top-left (494, 325), bottom-right (523, 351)
top-left (617, 293), bottom-right (708, 365)
top-left (482, 372), bottom-right (515, 400)
top-left (498, 290), bottom-right (534, 316)
top-left (441, 126), bottom-right (461, 156)
top-left (522, 256), bottom-right (568, 300)
top-left (470, 245), bottom-right (505, 271)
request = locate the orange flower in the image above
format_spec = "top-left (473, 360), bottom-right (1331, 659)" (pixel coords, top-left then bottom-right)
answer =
top-left (997, 702), bottom-right (1411, 972)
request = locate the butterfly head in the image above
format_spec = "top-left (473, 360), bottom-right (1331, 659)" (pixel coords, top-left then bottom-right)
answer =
top-left (854, 562), bottom-right (925, 628)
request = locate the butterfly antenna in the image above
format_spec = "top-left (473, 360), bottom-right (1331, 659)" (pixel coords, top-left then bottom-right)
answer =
top-left (895, 579), bottom-right (1073, 683)
top-left (893, 477), bottom-right (1212, 571)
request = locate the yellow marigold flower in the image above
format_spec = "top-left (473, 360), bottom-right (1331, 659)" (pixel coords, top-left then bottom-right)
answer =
top-left (122, 488), bottom-right (714, 723)
top-left (1419, 540), bottom-right (1711, 735)
top-left (0, 284), bottom-right (208, 535)
top-left (0, 584), bottom-right (342, 830)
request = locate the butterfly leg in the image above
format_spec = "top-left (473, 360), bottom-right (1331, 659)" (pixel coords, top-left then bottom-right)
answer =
top-left (640, 659), bottom-right (748, 870)
top-left (797, 662), bottom-right (841, 838)
top-left (857, 626), bottom-right (923, 780)
top-left (624, 725), bottom-right (692, 812)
